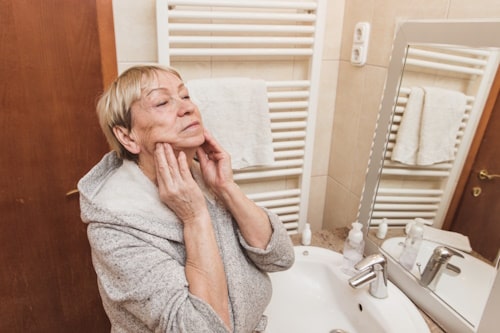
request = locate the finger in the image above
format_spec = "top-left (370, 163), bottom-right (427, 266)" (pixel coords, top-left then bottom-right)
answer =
top-left (155, 143), bottom-right (172, 183)
top-left (196, 147), bottom-right (208, 167)
top-left (163, 143), bottom-right (181, 178)
top-left (203, 128), bottom-right (214, 142)
top-left (201, 141), bottom-right (222, 161)
top-left (202, 129), bottom-right (220, 151)
top-left (205, 130), bottom-right (231, 158)
top-left (177, 150), bottom-right (192, 180)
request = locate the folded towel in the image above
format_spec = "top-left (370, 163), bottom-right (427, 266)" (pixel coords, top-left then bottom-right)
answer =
top-left (187, 78), bottom-right (274, 169)
top-left (391, 87), bottom-right (425, 165)
top-left (391, 86), bottom-right (467, 166)
top-left (422, 225), bottom-right (472, 253)
top-left (417, 87), bottom-right (467, 165)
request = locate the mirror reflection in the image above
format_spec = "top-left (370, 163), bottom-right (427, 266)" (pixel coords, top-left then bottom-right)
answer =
top-left (363, 27), bottom-right (500, 330)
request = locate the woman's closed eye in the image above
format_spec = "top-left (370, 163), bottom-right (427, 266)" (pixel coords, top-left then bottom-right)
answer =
top-left (156, 100), bottom-right (169, 107)
top-left (154, 94), bottom-right (190, 108)
top-left (155, 95), bottom-right (173, 107)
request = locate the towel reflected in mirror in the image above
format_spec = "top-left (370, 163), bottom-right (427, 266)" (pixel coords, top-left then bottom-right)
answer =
top-left (392, 86), bottom-right (467, 166)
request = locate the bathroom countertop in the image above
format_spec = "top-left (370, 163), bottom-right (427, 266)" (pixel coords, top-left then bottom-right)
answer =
top-left (290, 229), bottom-right (445, 333)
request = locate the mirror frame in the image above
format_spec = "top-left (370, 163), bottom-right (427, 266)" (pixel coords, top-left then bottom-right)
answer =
top-left (360, 19), bottom-right (500, 333)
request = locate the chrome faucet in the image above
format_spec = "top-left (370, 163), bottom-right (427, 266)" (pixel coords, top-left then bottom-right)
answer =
top-left (348, 253), bottom-right (388, 299)
top-left (420, 246), bottom-right (464, 291)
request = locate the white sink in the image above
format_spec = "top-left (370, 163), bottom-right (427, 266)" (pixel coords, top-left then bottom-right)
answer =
top-left (264, 246), bottom-right (430, 333)
top-left (381, 236), bottom-right (497, 327)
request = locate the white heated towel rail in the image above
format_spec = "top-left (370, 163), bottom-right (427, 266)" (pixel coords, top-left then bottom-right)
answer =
top-left (371, 45), bottom-right (500, 227)
top-left (156, 0), bottom-right (326, 233)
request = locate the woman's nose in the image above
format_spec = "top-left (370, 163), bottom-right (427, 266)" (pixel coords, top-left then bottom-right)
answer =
top-left (177, 99), bottom-right (195, 116)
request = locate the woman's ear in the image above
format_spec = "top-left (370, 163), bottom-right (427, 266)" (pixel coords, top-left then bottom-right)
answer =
top-left (113, 126), bottom-right (141, 154)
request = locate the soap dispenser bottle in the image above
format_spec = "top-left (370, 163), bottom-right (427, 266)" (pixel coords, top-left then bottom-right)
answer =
top-left (342, 222), bottom-right (365, 276)
top-left (399, 219), bottom-right (424, 270)
top-left (301, 223), bottom-right (312, 246)
top-left (376, 218), bottom-right (388, 239)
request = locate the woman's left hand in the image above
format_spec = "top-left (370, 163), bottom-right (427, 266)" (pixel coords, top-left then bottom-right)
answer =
top-left (198, 129), bottom-right (273, 249)
top-left (197, 129), bottom-right (234, 195)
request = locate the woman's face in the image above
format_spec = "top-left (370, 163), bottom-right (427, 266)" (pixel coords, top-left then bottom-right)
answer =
top-left (129, 71), bottom-right (205, 156)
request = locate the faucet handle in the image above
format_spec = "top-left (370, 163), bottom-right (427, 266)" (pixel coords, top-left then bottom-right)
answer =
top-left (354, 253), bottom-right (386, 271)
top-left (352, 253), bottom-right (388, 299)
top-left (432, 246), bottom-right (464, 263)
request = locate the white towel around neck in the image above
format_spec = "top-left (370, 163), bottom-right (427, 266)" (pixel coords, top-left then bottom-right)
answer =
top-left (187, 78), bottom-right (274, 169)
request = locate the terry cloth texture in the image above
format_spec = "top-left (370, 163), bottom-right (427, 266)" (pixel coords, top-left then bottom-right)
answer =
top-left (187, 78), bottom-right (275, 169)
top-left (392, 86), bottom-right (466, 165)
top-left (78, 152), bottom-right (294, 333)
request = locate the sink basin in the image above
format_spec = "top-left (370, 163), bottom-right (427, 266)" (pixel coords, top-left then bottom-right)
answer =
top-left (381, 236), bottom-right (497, 327)
top-left (264, 246), bottom-right (430, 333)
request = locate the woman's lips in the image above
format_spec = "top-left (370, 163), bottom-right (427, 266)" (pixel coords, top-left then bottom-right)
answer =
top-left (183, 121), bottom-right (201, 132)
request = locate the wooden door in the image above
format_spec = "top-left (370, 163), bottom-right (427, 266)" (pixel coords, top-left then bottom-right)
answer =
top-left (0, 0), bottom-right (113, 331)
top-left (445, 68), bottom-right (500, 263)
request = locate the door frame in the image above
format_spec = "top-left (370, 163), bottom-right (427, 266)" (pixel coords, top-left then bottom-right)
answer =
top-left (96, 0), bottom-right (117, 88)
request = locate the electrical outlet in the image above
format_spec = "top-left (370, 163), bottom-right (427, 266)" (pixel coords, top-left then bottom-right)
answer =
top-left (351, 45), bottom-right (366, 65)
top-left (351, 22), bottom-right (370, 66)
top-left (354, 22), bottom-right (370, 43)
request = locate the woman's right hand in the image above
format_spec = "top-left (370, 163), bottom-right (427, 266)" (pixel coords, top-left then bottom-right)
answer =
top-left (154, 143), bottom-right (207, 224)
top-left (155, 143), bottom-right (231, 329)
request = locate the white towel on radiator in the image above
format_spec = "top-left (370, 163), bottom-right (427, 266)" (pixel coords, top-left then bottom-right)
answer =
top-left (417, 87), bottom-right (467, 165)
top-left (391, 86), bottom-right (466, 165)
top-left (187, 78), bottom-right (274, 169)
top-left (391, 87), bottom-right (425, 165)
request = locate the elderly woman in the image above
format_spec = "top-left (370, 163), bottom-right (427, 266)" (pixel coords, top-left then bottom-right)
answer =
top-left (78, 65), bottom-right (294, 333)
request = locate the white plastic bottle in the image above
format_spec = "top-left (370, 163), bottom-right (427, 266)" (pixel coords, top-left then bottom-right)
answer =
top-left (376, 218), bottom-right (388, 239)
top-left (342, 222), bottom-right (365, 276)
top-left (399, 220), bottom-right (424, 270)
top-left (301, 223), bottom-right (312, 245)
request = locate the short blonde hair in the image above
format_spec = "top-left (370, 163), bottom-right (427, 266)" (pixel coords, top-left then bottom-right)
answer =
top-left (96, 65), bottom-right (182, 161)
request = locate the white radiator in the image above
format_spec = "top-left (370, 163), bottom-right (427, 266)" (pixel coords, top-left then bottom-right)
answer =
top-left (155, 0), bottom-right (327, 233)
top-left (372, 44), bottom-right (500, 228)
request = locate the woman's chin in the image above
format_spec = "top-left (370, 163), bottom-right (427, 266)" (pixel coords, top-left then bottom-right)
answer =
top-left (179, 134), bottom-right (206, 151)
top-left (191, 132), bottom-right (206, 147)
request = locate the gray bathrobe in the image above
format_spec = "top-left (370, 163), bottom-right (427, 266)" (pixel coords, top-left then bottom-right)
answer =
top-left (78, 152), bottom-right (295, 333)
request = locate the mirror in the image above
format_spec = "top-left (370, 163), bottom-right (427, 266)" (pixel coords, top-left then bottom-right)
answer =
top-left (359, 20), bottom-right (500, 333)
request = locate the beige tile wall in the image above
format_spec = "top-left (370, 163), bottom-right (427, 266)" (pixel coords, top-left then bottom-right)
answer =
top-left (325, 0), bottom-right (500, 230)
top-left (111, 0), bottom-right (500, 233)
